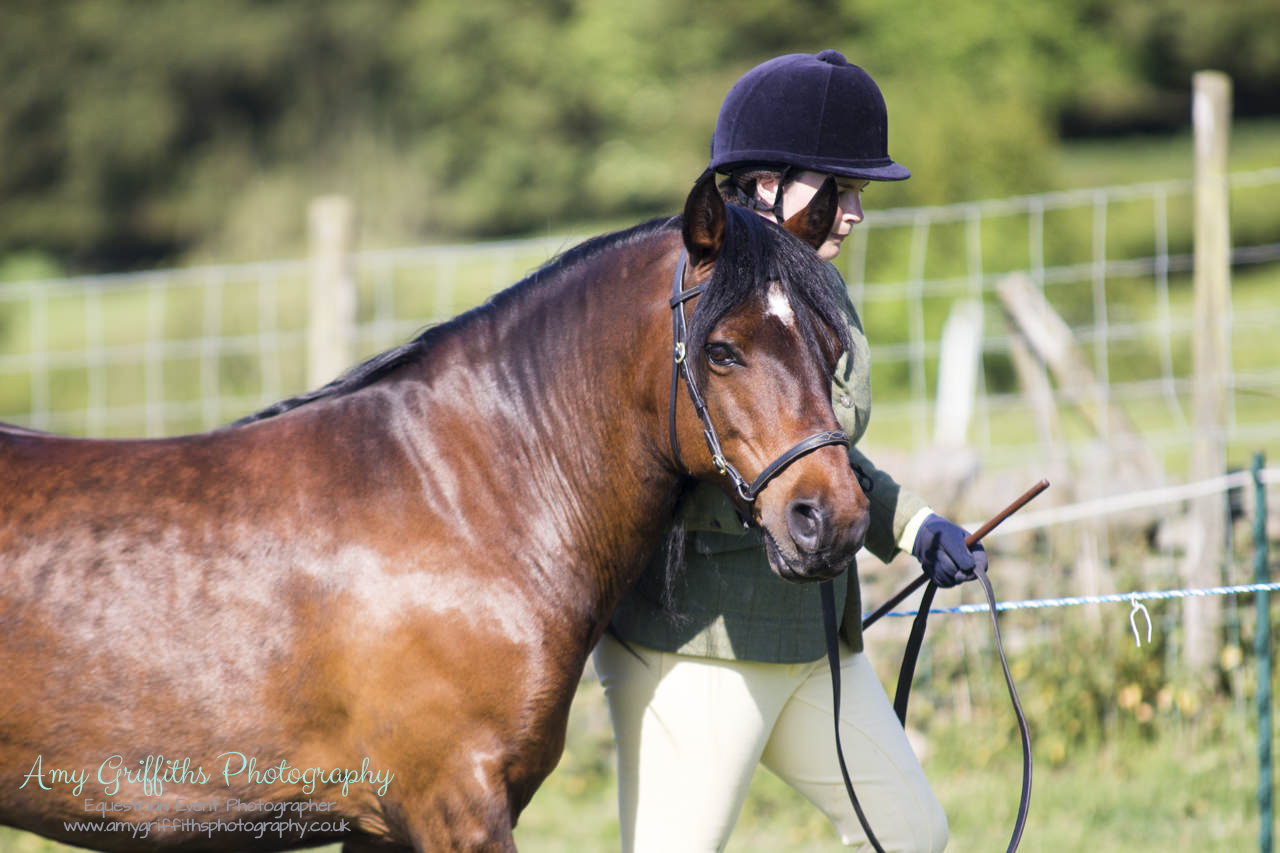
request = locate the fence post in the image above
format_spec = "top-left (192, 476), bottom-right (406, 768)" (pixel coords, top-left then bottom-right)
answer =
top-left (308, 196), bottom-right (357, 389)
top-left (996, 273), bottom-right (1161, 484)
top-left (1256, 453), bottom-right (1273, 853)
top-left (933, 299), bottom-right (983, 448)
top-left (1184, 71), bottom-right (1232, 678)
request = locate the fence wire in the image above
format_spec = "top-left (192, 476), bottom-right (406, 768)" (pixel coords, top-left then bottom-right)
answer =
top-left (882, 581), bottom-right (1280, 619)
top-left (873, 468), bottom-right (1280, 619)
top-left (0, 170), bottom-right (1277, 470)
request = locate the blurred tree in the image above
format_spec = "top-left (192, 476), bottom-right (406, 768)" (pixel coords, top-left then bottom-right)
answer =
top-left (1060, 0), bottom-right (1280, 134)
top-left (0, 1), bottom-right (416, 268)
top-left (0, 0), bottom-right (1273, 272)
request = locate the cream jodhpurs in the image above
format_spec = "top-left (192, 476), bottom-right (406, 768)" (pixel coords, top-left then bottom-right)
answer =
top-left (593, 634), bottom-right (948, 852)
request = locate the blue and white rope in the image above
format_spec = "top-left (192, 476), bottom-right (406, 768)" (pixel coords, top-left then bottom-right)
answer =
top-left (866, 468), bottom-right (1280, 618)
top-left (876, 581), bottom-right (1280, 619)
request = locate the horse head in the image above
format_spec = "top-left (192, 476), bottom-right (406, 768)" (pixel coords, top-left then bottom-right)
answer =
top-left (672, 173), bottom-right (870, 582)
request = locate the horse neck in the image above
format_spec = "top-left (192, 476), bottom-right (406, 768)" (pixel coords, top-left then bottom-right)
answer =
top-left (411, 232), bottom-right (686, 620)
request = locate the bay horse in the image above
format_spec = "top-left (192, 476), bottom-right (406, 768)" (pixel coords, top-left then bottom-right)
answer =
top-left (0, 173), bottom-right (869, 852)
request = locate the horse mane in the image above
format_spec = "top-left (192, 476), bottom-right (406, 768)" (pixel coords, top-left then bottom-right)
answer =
top-left (230, 206), bottom-right (851, 428)
top-left (230, 217), bottom-right (676, 427)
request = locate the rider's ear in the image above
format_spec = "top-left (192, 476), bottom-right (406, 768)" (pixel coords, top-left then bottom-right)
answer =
top-left (782, 176), bottom-right (839, 250)
top-left (682, 171), bottom-right (726, 266)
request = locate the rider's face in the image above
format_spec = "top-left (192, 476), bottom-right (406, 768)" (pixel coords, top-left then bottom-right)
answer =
top-left (756, 170), bottom-right (868, 261)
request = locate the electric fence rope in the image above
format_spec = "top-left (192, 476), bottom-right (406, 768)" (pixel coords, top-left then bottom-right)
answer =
top-left (878, 581), bottom-right (1280, 619)
top-left (872, 467), bottom-right (1280, 619)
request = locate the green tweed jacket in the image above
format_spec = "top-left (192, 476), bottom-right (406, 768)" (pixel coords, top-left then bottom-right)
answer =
top-left (610, 265), bottom-right (929, 662)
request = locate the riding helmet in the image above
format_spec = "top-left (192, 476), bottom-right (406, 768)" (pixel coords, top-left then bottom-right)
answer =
top-left (709, 49), bottom-right (910, 182)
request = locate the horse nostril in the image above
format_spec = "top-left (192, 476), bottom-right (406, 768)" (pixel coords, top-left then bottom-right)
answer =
top-left (787, 499), bottom-right (829, 554)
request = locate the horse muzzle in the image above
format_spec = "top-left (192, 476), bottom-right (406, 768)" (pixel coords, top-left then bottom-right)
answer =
top-left (760, 489), bottom-right (869, 583)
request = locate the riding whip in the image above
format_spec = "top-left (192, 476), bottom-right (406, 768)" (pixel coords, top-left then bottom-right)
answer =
top-left (863, 478), bottom-right (1050, 630)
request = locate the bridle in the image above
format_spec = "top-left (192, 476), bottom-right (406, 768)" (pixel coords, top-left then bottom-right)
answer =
top-left (666, 250), bottom-right (851, 503)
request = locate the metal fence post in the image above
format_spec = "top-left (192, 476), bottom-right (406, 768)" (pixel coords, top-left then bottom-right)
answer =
top-left (1255, 451), bottom-right (1273, 853)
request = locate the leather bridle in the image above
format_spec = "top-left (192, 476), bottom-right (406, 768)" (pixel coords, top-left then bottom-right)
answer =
top-left (667, 250), bottom-right (851, 503)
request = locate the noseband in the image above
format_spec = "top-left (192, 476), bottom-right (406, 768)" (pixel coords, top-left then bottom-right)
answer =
top-left (667, 250), bottom-right (851, 504)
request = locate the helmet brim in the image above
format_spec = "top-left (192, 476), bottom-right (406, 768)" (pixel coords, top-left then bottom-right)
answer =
top-left (711, 153), bottom-right (910, 182)
top-left (813, 159), bottom-right (911, 182)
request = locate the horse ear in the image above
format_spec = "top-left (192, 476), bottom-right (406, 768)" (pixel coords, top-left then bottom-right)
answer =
top-left (782, 176), bottom-right (839, 250)
top-left (682, 171), bottom-right (726, 264)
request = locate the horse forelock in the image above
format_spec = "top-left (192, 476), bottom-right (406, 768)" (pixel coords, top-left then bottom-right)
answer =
top-left (685, 206), bottom-right (853, 385)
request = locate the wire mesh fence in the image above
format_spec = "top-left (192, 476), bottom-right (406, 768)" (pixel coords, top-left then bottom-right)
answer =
top-left (839, 167), bottom-right (1280, 477)
top-left (0, 169), bottom-right (1277, 480)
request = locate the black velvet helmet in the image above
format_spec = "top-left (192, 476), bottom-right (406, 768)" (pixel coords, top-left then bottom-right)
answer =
top-left (709, 49), bottom-right (910, 182)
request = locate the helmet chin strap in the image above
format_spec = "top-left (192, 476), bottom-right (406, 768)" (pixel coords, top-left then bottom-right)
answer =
top-left (768, 165), bottom-right (793, 225)
top-left (731, 166), bottom-right (795, 225)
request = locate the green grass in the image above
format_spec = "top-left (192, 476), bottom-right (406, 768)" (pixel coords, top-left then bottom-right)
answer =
top-left (1053, 118), bottom-right (1280, 187)
top-left (510, 665), bottom-right (1267, 852)
top-left (6, 676), bottom-right (1260, 853)
top-left (856, 259), bottom-right (1280, 477)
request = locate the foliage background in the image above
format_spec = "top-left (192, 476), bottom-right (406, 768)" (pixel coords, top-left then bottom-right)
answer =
top-left (3, 0), bottom-right (1279, 274)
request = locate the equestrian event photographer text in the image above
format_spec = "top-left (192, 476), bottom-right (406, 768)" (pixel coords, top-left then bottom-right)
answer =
top-left (19, 752), bottom-right (395, 797)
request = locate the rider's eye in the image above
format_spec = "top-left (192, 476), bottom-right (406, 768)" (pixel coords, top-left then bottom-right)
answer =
top-left (706, 343), bottom-right (739, 367)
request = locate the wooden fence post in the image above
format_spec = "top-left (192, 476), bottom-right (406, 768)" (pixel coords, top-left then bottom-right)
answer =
top-left (995, 273), bottom-right (1162, 486)
top-left (1183, 71), bottom-right (1232, 679)
top-left (932, 299), bottom-right (983, 448)
top-left (308, 196), bottom-right (357, 390)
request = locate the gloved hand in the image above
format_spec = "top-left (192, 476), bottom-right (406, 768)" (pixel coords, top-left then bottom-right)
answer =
top-left (911, 513), bottom-right (987, 588)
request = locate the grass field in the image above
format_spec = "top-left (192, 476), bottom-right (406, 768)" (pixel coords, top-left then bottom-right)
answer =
top-left (513, 672), bottom-right (1267, 852)
top-left (3, 673), bottom-right (1265, 853)
top-left (858, 257), bottom-right (1280, 477)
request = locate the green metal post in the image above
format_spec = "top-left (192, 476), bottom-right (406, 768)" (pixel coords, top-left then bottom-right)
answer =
top-left (1255, 452), bottom-right (1272, 853)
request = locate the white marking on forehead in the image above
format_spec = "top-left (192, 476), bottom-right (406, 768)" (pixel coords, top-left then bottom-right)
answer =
top-left (765, 282), bottom-right (796, 328)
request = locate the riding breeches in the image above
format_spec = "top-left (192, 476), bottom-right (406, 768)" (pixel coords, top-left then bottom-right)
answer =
top-left (592, 634), bottom-right (948, 853)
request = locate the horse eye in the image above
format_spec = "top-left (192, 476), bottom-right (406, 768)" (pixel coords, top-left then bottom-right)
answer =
top-left (705, 343), bottom-right (739, 367)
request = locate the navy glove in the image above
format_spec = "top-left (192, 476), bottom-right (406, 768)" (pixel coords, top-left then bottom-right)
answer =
top-left (911, 513), bottom-right (987, 588)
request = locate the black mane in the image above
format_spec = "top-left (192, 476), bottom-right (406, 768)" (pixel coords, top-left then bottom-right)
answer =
top-left (230, 218), bottom-right (673, 427)
top-left (231, 207), bottom-right (850, 427)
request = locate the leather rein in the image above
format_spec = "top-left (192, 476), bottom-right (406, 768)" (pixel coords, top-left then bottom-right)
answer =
top-left (667, 247), bottom-right (1035, 853)
top-left (821, 484), bottom-right (1047, 853)
top-left (667, 250), bottom-right (851, 502)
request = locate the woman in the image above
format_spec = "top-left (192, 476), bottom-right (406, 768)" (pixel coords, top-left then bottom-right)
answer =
top-left (595, 51), bottom-right (985, 852)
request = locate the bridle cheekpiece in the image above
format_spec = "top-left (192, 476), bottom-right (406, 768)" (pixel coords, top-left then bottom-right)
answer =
top-left (667, 250), bottom-right (851, 506)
